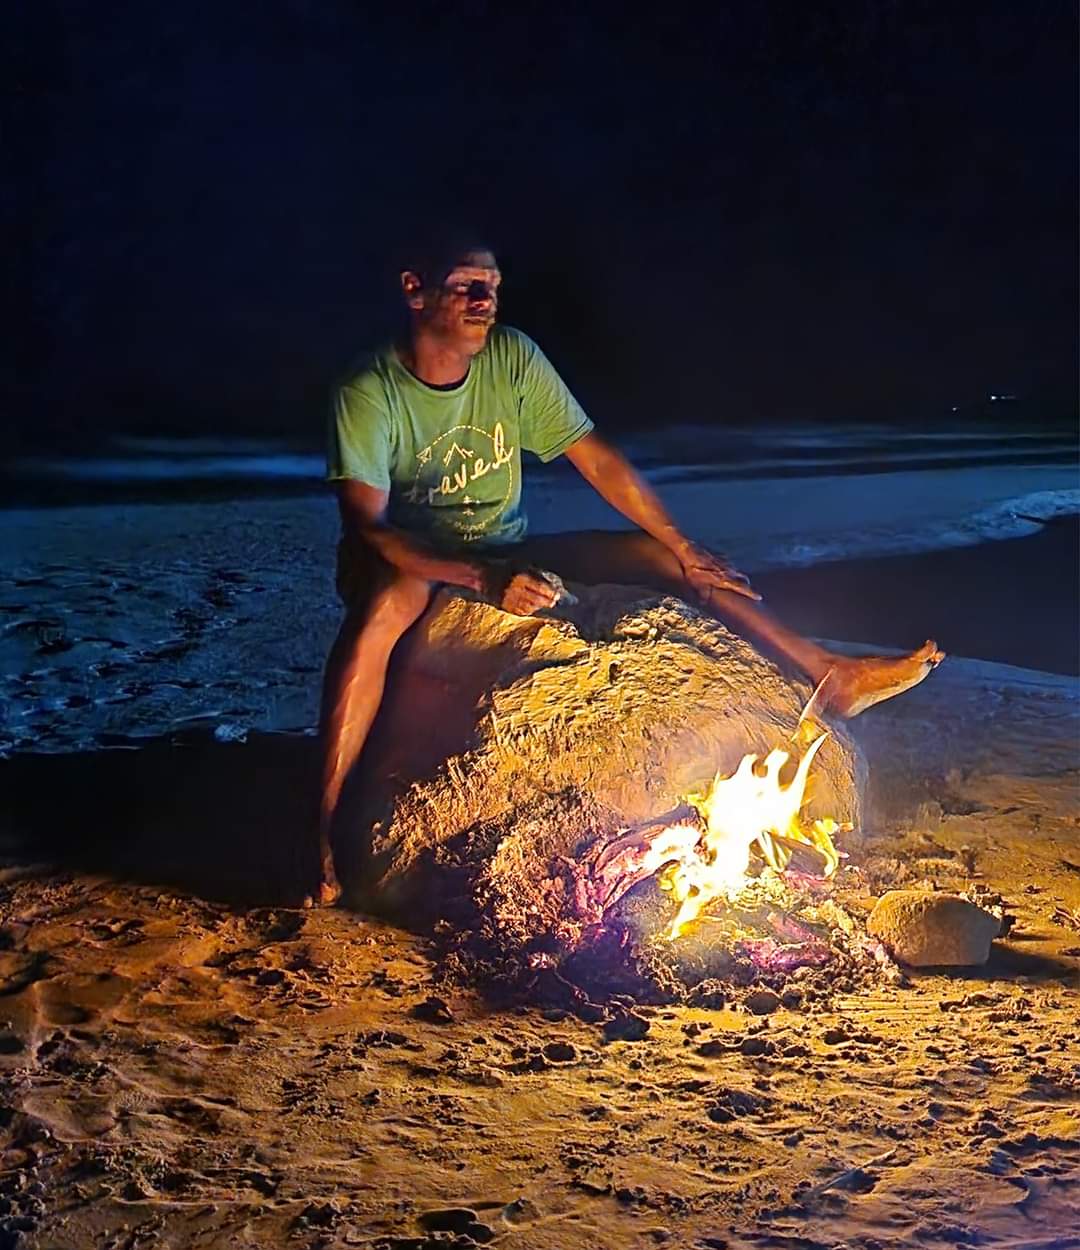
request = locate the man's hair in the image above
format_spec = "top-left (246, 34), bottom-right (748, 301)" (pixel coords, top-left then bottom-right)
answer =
top-left (400, 225), bottom-right (496, 291)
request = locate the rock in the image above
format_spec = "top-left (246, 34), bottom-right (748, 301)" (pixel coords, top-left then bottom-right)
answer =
top-left (410, 995), bottom-right (454, 1024)
top-left (687, 981), bottom-right (728, 1010)
top-left (739, 1036), bottom-right (769, 1056)
top-left (543, 1041), bottom-right (577, 1063)
top-left (696, 1039), bottom-right (729, 1057)
top-left (603, 1012), bottom-right (650, 1042)
top-left (417, 1207), bottom-right (479, 1234)
top-left (346, 587), bottom-right (863, 953)
top-left (867, 891), bottom-right (1001, 967)
top-left (745, 989), bottom-right (781, 1015)
top-left (573, 1173), bottom-right (612, 1196)
top-left (295, 1201), bottom-right (338, 1228)
top-left (502, 1197), bottom-right (540, 1225)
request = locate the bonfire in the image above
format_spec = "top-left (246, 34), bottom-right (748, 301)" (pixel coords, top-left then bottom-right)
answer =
top-left (361, 590), bottom-right (999, 1006)
top-left (552, 709), bottom-right (864, 996)
top-left (640, 730), bottom-right (841, 938)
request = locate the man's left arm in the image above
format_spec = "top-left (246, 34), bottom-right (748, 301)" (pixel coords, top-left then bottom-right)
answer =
top-left (563, 431), bottom-right (760, 600)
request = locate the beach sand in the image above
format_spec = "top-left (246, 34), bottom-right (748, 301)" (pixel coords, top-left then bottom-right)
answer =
top-left (1, 499), bottom-right (1077, 1248)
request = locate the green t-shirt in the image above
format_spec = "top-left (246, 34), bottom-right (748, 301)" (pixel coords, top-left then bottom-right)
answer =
top-left (327, 325), bottom-right (593, 548)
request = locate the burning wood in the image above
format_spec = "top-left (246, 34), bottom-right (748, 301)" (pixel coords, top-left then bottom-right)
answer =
top-left (582, 732), bottom-right (843, 941)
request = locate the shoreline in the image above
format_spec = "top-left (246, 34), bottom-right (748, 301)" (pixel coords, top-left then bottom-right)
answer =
top-left (0, 499), bottom-right (1075, 759)
top-left (755, 513), bottom-right (1079, 676)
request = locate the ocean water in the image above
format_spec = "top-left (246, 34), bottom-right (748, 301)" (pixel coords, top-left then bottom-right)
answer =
top-left (6, 424), bottom-right (1078, 572)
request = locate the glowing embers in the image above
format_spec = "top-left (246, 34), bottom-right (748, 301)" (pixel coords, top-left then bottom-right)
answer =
top-left (653, 733), bottom-right (841, 939)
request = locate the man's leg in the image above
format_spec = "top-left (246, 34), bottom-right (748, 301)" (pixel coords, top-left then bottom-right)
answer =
top-left (315, 570), bottom-right (431, 904)
top-left (517, 530), bottom-right (942, 715)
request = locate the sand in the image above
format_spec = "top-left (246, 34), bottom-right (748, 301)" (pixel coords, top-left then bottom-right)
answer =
top-left (1, 498), bottom-right (1078, 1248)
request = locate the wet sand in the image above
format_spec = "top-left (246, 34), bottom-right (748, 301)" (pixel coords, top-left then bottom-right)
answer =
top-left (756, 513), bottom-right (1079, 676)
top-left (2, 497), bottom-right (1076, 758)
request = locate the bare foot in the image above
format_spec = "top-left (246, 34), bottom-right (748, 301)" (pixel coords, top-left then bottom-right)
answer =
top-left (303, 870), bottom-right (343, 909)
top-left (820, 639), bottom-right (946, 718)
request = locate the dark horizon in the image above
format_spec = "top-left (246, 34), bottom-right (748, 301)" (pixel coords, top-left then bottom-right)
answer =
top-left (9, 2), bottom-right (1078, 443)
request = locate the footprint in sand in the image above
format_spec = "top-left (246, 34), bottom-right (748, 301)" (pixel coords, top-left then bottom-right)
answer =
top-left (89, 917), bottom-right (145, 944)
top-left (247, 909), bottom-right (307, 944)
top-left (0, 951), bottom-right (49, 997)
top-left (159, 1095), bottom-right (227, 1134)
top-left (32, 972), bottom-right (134, 1028)
top-left (21, 1089), bottom-right (118, 1141)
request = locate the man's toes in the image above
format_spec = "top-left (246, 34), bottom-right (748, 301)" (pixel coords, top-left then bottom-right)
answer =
top-left (303, 879), bottom-right (342, 909)
top-left (318, 879), bottom-right (343, 907)
top-left (912, 639), bottom-right (945, 668)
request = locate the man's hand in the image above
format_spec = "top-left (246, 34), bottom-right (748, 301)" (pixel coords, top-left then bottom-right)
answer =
top-left (483, 563), bottom-right (561, 616)
top-left (676, 541), bottom-right (761, 602)
top-left (563, 436), bottom-right (761, 604)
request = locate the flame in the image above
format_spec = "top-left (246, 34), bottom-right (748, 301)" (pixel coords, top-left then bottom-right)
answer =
top-left (657, 733), bottom-right (840, 938)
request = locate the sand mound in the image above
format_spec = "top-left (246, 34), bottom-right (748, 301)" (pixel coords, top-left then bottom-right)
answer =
top-left (343, 586), bottom-right (864, 962)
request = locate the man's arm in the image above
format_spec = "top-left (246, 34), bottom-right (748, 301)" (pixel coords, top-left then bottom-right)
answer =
top-left (563, 432), bottom-right (759, 600)
top-left (338, 482), bottom-right (559, 614)
top-left (338, 480), bottom-right (485, 589)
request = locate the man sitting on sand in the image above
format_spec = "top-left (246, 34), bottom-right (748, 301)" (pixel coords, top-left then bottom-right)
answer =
top-left (316, 233), bottom-right (944, 905)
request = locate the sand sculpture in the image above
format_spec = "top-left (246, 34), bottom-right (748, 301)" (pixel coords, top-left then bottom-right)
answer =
top-left (341, 585), bottom-right (864, 964)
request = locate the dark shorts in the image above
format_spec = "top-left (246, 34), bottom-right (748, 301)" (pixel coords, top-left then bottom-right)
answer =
top-left (334, 537), bottom-right (515, 613)
top-left (335, 539), bottom-right (388, 612)
top-left (335, 530), bottom-right (688, 616)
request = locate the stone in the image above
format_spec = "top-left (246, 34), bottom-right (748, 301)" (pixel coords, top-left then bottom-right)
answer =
top-left (345, 586), bottom-right (863, 955)
top-left (502, 1197), bottom-right (540, 1225)
top-left (603, 1013), bottom-right (650, 1042)
top-left (417, 1207), bottom-right (479, 1234)
top-left (867, 891), bottom-right (1000, 967)
top-left (696, 1039), bottom-right (729, 1057)
top-left (410, 996), bottom-right (454, 1025)
top-left (745, 989), bottom-right (781, 1015)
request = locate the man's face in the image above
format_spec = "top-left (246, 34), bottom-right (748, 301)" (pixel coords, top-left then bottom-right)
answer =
top-left (403, 249), bottom-right (501, 355)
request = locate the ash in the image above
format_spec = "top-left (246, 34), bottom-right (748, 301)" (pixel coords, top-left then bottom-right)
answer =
top-left (434, 859), bottom-right (905, 1020)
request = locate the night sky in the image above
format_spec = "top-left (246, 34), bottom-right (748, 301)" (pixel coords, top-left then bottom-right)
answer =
top-left (10, 1), bottom-right (1078, 444)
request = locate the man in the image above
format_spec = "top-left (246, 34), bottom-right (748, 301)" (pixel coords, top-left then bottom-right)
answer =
top-left (317, 235), bottom-right (943, 905)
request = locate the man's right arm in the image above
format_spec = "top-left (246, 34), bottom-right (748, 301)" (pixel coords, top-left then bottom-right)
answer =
top-left (331, 383), bottom-right (557, 612)
top-left (337, 480), bottom-right (486, 591)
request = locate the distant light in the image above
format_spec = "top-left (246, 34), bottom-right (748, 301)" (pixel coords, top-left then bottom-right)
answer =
top-left (990, 394), bottom-right (998, 401)
top-left (951, 406), bottom-right (958, 412)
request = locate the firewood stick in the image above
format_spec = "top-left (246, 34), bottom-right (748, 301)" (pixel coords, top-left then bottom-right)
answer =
top-left (757, 831), bottom-right (831, 877)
